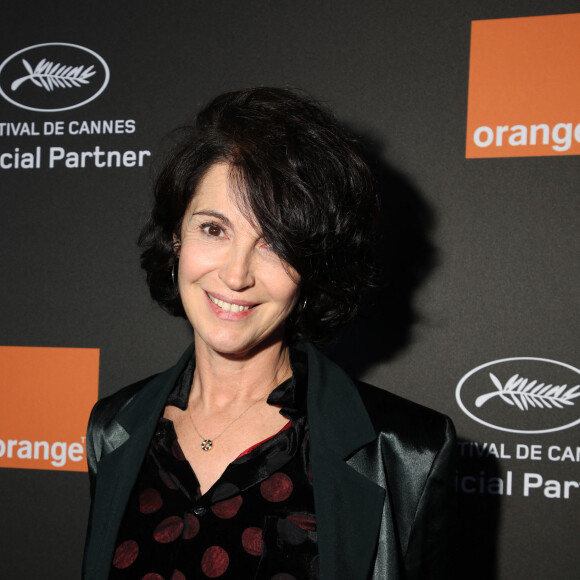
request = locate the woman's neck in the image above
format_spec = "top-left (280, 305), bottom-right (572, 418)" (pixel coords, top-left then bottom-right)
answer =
top-left (190, 338), bottom-right (292, 410)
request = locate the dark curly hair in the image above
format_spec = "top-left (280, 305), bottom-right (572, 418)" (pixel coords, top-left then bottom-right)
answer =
top-left (139, 87), bottom-right (379, 344)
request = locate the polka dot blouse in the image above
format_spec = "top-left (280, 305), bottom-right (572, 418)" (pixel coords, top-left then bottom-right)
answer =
top-left (109, 349), bottom-right (318, 579)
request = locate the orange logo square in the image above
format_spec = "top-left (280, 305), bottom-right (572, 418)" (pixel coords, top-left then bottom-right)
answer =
top-left (0, 346), bottom-right (99, 472)
top-left (466, 13), bottom-right (580, 158)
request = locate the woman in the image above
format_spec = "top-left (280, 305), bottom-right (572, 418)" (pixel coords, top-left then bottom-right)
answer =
top-left (83, 87), bottom-right (456, 580)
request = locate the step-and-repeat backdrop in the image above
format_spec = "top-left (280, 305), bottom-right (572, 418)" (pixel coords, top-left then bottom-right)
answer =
top-left (1, 2), bottom-right (578, 578)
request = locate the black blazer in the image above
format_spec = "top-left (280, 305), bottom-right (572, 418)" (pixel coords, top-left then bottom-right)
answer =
top-left (83, 342), bottom-right (456, 580)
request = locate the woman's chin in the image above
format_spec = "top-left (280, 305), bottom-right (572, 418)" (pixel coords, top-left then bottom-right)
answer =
top-left (193, 328), bottom-right (285, 359)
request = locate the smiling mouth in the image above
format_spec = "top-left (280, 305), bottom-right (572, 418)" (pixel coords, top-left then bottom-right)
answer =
top-left (207, 293), bottom-right (255, 313)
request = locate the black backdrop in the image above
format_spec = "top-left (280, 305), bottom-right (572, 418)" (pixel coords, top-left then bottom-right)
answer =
top-left (1, 1), bottom-right (579, 578)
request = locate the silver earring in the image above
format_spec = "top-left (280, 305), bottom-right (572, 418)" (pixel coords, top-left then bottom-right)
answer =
top-left (171, 239), bottom-right (181, 292)
top-left (171, 262), bottom-right (178, 291)
top-left (293, 296), bottom-right (308, 325)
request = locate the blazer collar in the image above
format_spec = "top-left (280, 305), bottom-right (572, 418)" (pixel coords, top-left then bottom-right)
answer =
top-left (298, 342), bottom-right (385, 580)
top-left (113, 340), bottom-right (373, 454)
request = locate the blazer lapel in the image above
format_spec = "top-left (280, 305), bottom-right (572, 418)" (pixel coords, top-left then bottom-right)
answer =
top-left (347, 440), bottom-right (403, 580)
top-left (301, 343), bottom-right (385, 580)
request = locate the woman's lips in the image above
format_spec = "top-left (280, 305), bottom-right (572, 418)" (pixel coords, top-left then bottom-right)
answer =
top-left (206, 292), bottom-right (257, 313)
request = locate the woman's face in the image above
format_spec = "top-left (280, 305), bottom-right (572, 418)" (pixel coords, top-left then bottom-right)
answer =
top-left (177, 163), bottom-right (300, 358)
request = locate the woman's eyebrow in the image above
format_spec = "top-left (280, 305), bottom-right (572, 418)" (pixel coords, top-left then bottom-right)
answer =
top-left (189, 210), bottom-right (232, 228)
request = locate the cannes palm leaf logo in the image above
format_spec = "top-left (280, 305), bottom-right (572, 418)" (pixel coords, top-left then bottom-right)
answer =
top-left (10, 58), bottom-right (95, 92)
top-left (475, 373), bottom-right (580, 411)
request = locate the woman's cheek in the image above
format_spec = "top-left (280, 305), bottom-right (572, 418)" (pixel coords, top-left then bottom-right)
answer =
top-left (180, 239), bottom-right (224, 276)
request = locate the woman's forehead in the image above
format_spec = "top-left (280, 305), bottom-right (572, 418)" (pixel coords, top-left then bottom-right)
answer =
top-left (192, 163), bottom-right (229, 200)
top-left (185, 163), bottom-right (262, 231)
top-left (189, 163), bottom-right (261, 224)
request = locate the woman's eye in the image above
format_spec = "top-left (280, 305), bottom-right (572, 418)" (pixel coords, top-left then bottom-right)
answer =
top-left (202, 223), bottom-right (223, 237)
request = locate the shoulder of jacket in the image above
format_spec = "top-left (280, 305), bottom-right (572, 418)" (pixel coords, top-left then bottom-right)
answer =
top-left (89, 373), bottom-right (159, 432)
top-left (354, 380), bottom-right (455, 450)
top-left (85, 373), bottom-right (160, 485)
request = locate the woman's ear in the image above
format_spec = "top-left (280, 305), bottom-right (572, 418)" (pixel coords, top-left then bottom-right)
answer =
top-left (172, 235), bottom-right (181, 256)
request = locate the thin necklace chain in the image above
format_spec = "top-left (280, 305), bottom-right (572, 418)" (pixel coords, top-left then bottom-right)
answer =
top-left (188, 363), bottom-right (291, 452)
top-left (188, 392), bottom-right (269, 451)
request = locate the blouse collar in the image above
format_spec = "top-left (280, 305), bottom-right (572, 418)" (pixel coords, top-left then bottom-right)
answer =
top-left (165, 346), bottom-right (308, 422)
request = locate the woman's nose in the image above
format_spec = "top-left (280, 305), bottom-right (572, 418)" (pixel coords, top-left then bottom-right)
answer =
top-left (218, 244), bottom-right (255, 290)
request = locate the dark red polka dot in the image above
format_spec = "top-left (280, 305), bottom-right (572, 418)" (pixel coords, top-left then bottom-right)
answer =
top-left (201, 546), bottom-right (229, 577)
top-left (142, 574), bottom-right (164, 580)
top-left (241, 527), bottom-right (263, 556)
top-left (171, 571), bottom-right (186, 580)
top-left (139, 488), bottom-right (163, 514)
top-left (112, 540), bottom-right (139, 569)
top-left (153, 516), bottom-right (184, 543)
top-left (183, 513), bottom-right (200, 539)
top-left (286, 513), bottom-right (316, 531)
top-left (171, 439), bottom-right (186, 460)
top-left (260, 472), bottom-right (293, 502)
top-left (210, 494), bottom-right (243, 519)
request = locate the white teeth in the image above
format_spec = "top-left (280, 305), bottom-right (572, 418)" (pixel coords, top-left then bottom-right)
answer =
top-left (208, 294), bottom-right (251, 312)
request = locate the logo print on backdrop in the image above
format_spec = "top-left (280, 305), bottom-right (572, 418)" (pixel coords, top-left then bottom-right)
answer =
top-left (466, 13), bottom-right (580, 158)
top-left (11, 59), bottom-right (96, 92)
top-left (456, 358), bottom-right (580, 434)
top-left (0, 346), bottom-right (99, 472)
top-left (0, 43), bottom-right (109, 112)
